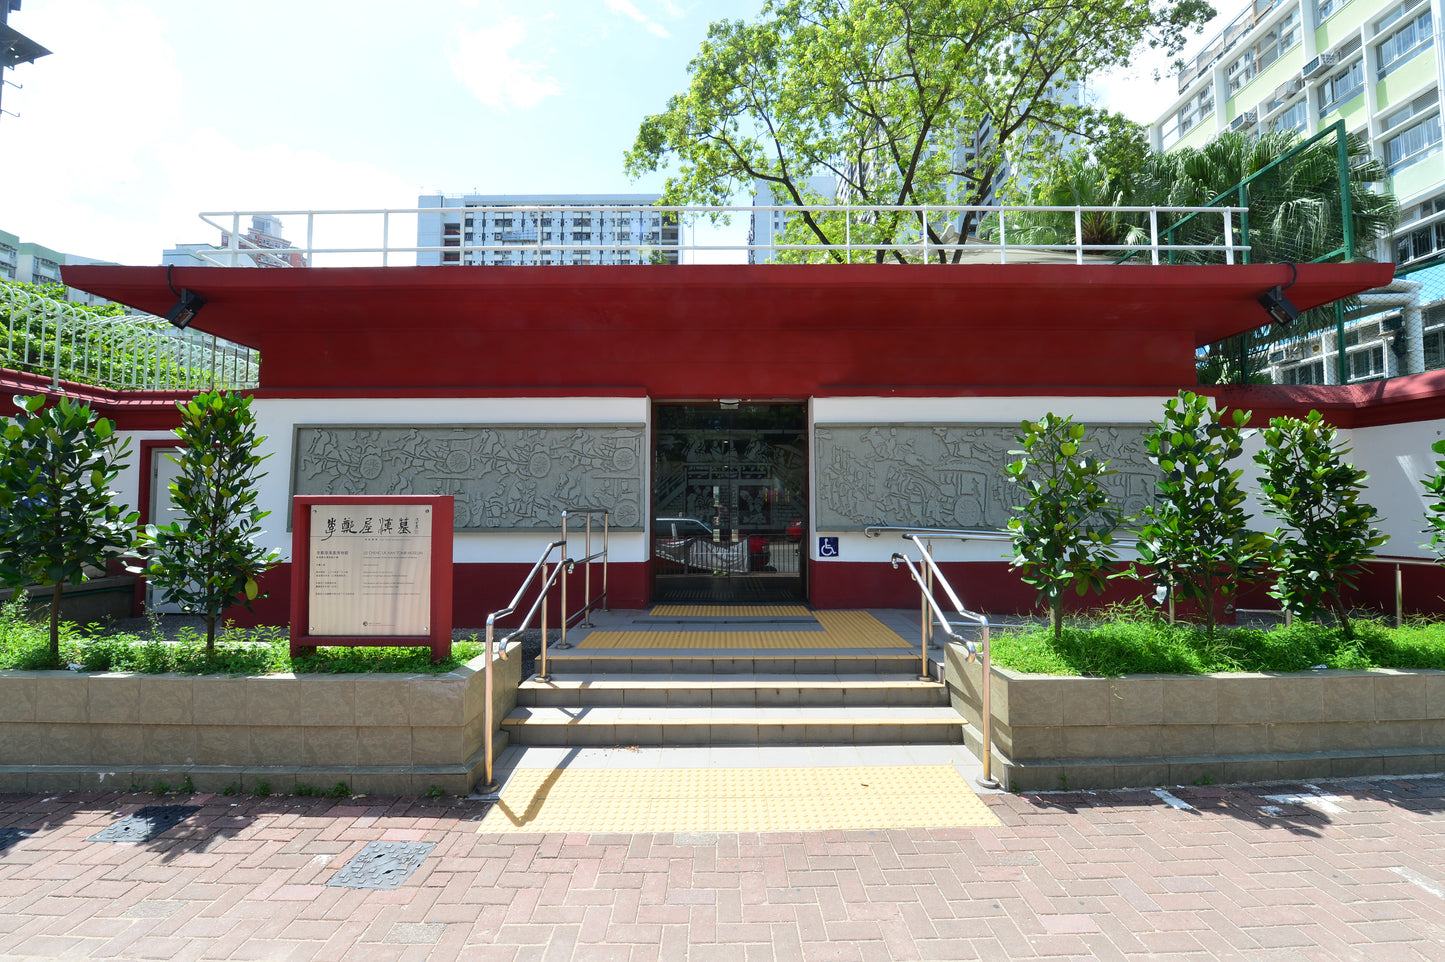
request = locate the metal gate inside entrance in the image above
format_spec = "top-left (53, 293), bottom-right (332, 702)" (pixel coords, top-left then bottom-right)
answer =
top-left (653, 403), bottom-right (806, 603)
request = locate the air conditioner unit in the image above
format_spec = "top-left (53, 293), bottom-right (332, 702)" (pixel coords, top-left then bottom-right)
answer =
top-left (1229, 109), bottom-right (1258, 131)
top-left (1303, 51), bottom-right (1340, 79)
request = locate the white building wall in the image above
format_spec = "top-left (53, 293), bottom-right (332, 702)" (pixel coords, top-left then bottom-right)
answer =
top-left (1343, 417), bottom-right (1445, 554)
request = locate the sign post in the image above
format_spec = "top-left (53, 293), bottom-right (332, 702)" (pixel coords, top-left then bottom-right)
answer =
top-left (289, 495), bottom-right (453, 662)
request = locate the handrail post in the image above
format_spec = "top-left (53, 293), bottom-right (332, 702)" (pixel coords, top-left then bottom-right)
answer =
top-left (977, 620), bottom-right (999, 789)
top-left (540, 559), bottom-right (550, 681)
top-left (584, 513), bottom-right (594, 627)
top-left (480, 615), bottom-right (499, 796)
top-left (920, 539), bottom-right (933, 680)
top-left (1396, 562), bottom-right (1404, 628)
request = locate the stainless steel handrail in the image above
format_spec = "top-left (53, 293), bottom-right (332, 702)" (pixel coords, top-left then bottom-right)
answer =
top-left (479, 539), bottom-right (571, 796)
top-left (1371, 555), bottom-right (1439, 628)
top-left (889, 533), bottom-right (998, 790)
top-left (867, 525), bottom-right (1441, 630)
top-left (557, 509), bottom-right (610, 641)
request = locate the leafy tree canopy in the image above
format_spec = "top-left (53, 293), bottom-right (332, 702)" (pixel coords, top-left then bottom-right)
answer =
top-left (625, 0), bottom-right (1215, 256)
top-left (0, 394), bottom-right (137, 665)
top-left (139, 391), bottom-right (281, 656)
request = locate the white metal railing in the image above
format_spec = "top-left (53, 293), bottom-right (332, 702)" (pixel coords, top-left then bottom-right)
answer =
top-left (2, 281), bottom-right (260, 392)
top-left (193, 205), bottom-right (1252, 268)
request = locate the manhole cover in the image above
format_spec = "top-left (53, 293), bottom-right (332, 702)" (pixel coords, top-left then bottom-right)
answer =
top-left (328, 841), bottom-right (435, 889)
top-left (88, 806), bottom-right (200, 844)
top-left (0, 828), bottom-right (34, 852)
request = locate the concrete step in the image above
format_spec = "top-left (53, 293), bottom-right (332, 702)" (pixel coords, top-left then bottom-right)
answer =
top-left (517, 674), bottom-right (948, 709)
top-left (539, 648), bottom-right (931, 676)
top-left (500, 705), bottom-right (967, 747)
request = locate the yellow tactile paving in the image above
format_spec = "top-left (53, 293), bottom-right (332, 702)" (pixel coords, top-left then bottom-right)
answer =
top-left (577, 611), bottom-right (912, 650)
top-left (475, 765), bottom-right (1000, 833)
top-left (648, 604), bottom-right (812, 618)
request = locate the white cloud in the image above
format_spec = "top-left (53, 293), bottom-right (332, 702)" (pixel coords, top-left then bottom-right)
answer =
top-left (605, 0), bottom-right (670, 38)
top-left (448, 19), bottom-right (565, 111)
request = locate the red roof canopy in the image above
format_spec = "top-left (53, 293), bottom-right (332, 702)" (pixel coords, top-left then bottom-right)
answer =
top-left (65, 262), bottom-right (1393, 397)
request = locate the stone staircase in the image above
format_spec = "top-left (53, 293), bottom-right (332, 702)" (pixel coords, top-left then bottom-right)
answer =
top-left (501, 614), bottom-right (966, 748)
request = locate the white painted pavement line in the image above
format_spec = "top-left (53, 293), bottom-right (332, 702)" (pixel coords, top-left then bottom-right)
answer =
top-left (1261, 791), bottom-right (1345, 814)
top-left (1152, 788), bottom-right (1193, 810)
top-left (1390, 866), bottom-right (1445, 899)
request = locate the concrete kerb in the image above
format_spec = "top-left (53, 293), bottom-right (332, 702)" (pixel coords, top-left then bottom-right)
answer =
top-left (0, 639), bottom-right (524, 796)
top-left (944, 640), bottom-right (1445, 791)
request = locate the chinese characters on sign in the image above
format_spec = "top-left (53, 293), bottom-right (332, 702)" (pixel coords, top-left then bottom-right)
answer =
top-left (308, 504), bottom-right (433, 636)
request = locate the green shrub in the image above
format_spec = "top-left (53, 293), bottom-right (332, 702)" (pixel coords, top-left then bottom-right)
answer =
top-left (987, 607), bottom-right (1445, 676)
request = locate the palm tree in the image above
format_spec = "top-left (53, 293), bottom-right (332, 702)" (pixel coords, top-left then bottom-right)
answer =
top-left (1148, 128), bottom-right (1397, 267)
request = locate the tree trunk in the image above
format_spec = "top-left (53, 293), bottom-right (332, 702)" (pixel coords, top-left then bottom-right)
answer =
top-left (1333, 597), bottom-right (1354, 640)
top-left (48, 580), bottom-right (64, 668)
top-left (1051, 597), bottom-right (1063, 643)
top-left (206, 614), bottom-right (218, 658)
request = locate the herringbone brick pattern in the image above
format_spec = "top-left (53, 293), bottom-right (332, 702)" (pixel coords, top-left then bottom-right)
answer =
top-left (1, 776), bottom-right (1443, 959)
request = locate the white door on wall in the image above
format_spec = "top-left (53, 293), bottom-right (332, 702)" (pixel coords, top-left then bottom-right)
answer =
top-left (147, 447), bottom-right (187, 614)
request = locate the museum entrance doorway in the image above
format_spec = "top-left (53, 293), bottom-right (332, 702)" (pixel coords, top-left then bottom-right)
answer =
top-left (652, 403), bottom-right (807, 604)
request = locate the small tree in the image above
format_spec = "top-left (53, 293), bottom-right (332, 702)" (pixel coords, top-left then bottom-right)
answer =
top-left (0, 394), bottom-right (137, 666)
top-left (1254, 411), bottom-right (1386, 638)
top-left (1004, 414), bottom-right (1122, 642)
top-left (140, 391), bottom-right (281, 656)
top-left (1134, 391), bottom-right (1272, 635)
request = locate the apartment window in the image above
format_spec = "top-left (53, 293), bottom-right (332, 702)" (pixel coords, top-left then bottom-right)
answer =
top-left (1425, 327), bottom-right (1445, 368)
top-left (1176, 87), bottom-right (1216, 136)
top-left (1227, 7), bottom-right (1302, 93)
top-left (1377, 6), bottom-right (1433, 77)
top-left (1316, 0), bottom-right (1350, 21)
top-left (1394, 220), bottom-right (1445, 262)
top-left (1348, 344), bottom-right (1385, 381)
top-left (1272, 98), bottom-right (1308, 133)
top-left (1384, 104), bottom-right (1442, 172)
top-left (1282, 360), bottom-right (1325, 384)
top-left (1319, 58), bottom-right (1365, 115)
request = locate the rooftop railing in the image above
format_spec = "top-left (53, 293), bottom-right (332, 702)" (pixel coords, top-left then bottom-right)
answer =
top-left (2, 281), bottom-right (260, 392)
top-left (192, 205), bottom-right (1253, 268)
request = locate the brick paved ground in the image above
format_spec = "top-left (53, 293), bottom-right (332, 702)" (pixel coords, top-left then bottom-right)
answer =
top-left (1, 775), bottom-right (1443, 960)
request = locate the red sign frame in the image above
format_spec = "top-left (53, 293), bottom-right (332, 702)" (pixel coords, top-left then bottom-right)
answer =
top-left (289, 495), bottom-right (454, 662)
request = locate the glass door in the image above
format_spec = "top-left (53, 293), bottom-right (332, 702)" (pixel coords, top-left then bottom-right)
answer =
top-left (652, 403), bottom-right (807, 603)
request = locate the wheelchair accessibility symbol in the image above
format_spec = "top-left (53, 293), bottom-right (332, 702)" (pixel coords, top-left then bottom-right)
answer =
top-left (818, 537), bottom-right (839, 558)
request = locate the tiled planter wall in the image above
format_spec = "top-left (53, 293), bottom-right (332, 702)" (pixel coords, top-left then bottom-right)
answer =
top-left (0, 644), bottom-right (522, 796)
top-left (946, 645), bottom-right (1445, 791)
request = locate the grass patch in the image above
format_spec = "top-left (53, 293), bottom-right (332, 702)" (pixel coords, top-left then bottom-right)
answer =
top-left (0, 599), bottom-right (485, 674)
top-left (988, 604), bottom-right (1445, 676)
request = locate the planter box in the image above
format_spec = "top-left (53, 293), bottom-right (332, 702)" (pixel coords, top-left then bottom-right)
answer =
top-left (0, 643), bottom-right (522, 796)
top-left (945, 644), bottom-right (1445, 791)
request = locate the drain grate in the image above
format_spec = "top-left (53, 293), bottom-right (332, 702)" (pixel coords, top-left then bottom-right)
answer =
top-left (88, 806), bottom-right (201, 844)
top-left (328, 841), bottom-right (435, 889)
top-left (0, 828), bottom-right (34, 852)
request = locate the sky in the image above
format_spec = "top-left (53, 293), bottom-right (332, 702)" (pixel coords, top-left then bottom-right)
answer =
top-left (0, 0), bottom-right (1250, 267)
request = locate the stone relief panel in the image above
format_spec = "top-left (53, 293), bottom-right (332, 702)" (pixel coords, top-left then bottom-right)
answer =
top-left (292, 424), bottom-right (645, 531)
top-left (814, 424), bottom-right (1158, 531)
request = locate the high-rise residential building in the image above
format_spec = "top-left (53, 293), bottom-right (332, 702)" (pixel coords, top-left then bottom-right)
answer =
top-left (416, 193), bottom-right (680, 266)
top-left (748, 176), bottom-right (840, 264)
top-left (1151, 0), bottom-right (1444, 268)
top-left (0, 228), bottom-right (113, 306)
